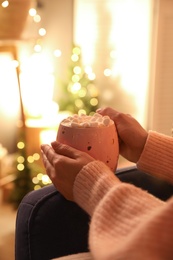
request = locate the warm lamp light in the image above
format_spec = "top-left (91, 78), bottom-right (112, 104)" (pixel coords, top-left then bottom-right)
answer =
top-left (0, 54), bottom-right (20, 117)
top-left (20, 52), bottom-right (55, 118)
top-left (40, 130), bottom-right (57, 145)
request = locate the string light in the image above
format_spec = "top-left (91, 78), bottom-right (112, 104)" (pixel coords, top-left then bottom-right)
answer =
top-left (88, 72), bottom-right (96, 80)
top-left (75, 99), bottom-right (83, 108)
top-left (73, 47), bottom-right (81, 55)
top-left (54, 49), bottom-right (62, 58)
top-left (78, 109), bottom-right (86, 115)
top-left (78, 88), bottom-right (87, 97)
top-left (71, 53), bottom-right (79, 62)
top-left (33, 153), bottom-right (40, 160)
top-left (38, 28), bottom-right (46, 36)
top-left (42, 174), bottom-right (51, 185)
top-left (32, 172), bottom-right (52, 189)
top-left (17, 156), bottom-right (25, 163)
top-left (27, 153), bottom-right (40, 163)
top-left (34, 185), bottom-right (41, 190)
top-left (27, 156), bottom-right (34, 163)
top-left (73, 66), bottom-right (81, 75)
top-left (29, 8), bottom-right (37, 17)
top-left (1, 0), bottom-right (9, 8)
top-left (90, 97), bottom-right (98, 106)
top-left (32, 177), bottom-right (39, 184)
top-left (37, 173), bottom-right (43, 180)
top-left (34, 44), bottom-right (42, 52)
top-left (71, 82), bottom-right (81, 93)
top-left (72, 74), bottom-right (80, 83)
top-left (84, 66), bottom-right (96, 80)
top-left (104, 68), bottom-right (112, 77)
top-left (17, 163), bottom-right (25, 171)
top-left (33, 14), bottom-right (41, 23)
top-left (17, 142), bottom-right (25, 149)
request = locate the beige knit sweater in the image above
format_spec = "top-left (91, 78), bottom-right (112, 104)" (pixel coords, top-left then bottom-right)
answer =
top-left (55, 131), bottom-right (173, 260)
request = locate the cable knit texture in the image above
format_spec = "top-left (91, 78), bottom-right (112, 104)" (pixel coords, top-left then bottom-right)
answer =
top-left (73, 161), bottom-right (121, 216)
top-left (56, 131), bottom-right (173, 259)
top-left (137, 130), bottom-right (173, 184)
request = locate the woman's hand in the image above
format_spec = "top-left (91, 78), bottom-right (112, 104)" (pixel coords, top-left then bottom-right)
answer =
top-left (97, 107), bottom-right (148, 162)
top-left (41, 142), bottom-right (94, 201)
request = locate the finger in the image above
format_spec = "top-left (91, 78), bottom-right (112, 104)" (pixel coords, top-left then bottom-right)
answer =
top-left (41, 149), bottom-right (49, 167)
top-left (96, 107), bottom-right (103, 113)
top-left (41, 144), bottom-right (56, 165)
top-left (51, 141), bottom-right (80, 159)
top-left (126, 114), bottom-right (132, 117)
top-left (40, 149), bottom-right (54, 177)
top-left (96, 107), bottom-right (120, 118)
top-left (96, 107), bottom-right (107, 115)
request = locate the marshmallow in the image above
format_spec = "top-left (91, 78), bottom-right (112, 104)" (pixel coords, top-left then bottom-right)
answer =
top-left (61, 113), bottom-right (113, 128)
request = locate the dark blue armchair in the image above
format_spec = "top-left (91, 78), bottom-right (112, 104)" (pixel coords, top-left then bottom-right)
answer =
top-left (15, 166), bottom-right (173, 260)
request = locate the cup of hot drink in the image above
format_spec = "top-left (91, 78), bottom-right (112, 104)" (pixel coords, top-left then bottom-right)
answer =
top-left (57, 113), bottom-right (119, 171)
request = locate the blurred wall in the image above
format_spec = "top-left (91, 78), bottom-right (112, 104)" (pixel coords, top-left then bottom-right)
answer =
top-left (73, 0), bottom-right (153, 127)
top-left (148, 0), bottom-right (173, 135)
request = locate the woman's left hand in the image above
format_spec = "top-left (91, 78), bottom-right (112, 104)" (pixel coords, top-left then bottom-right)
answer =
top-left (41, 141), bottom-right (94, 201)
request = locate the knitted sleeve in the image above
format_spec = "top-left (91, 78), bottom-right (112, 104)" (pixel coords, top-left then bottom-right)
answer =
top-left (137, 131), bottom-right (173, 184)
top-left (73, 161), bottom-right (173, 259)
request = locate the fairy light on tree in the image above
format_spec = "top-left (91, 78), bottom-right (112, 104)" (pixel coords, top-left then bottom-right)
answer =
top-left (10, 136), bottom-right (51, 207)
top-left (10, 138), bottom-right (34, 208)
top-left (32, 172), bottom-right (52, 190)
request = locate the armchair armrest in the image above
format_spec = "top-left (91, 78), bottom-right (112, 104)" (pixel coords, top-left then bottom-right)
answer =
top-left (15, 166), bottom-right (173, 260)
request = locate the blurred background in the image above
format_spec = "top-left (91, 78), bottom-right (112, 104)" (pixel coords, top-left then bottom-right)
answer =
top-left (0, 0), bottom-right (173, 258)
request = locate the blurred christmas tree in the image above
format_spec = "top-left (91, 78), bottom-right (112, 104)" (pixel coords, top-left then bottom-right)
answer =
top-left (9, 132), bottom-right (34, 208)
top-left (9, 130), bottom-right (51, 208)
top-left (58, 45), bottom-right (99, 115)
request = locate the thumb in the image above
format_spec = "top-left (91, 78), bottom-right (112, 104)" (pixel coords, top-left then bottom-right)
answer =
top-left (51, 141), bottom-right (79, 159)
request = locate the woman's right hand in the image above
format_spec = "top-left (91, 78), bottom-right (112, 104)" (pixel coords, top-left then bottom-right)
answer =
top-left (97, 107), bottom-right (148, 163)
